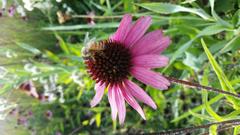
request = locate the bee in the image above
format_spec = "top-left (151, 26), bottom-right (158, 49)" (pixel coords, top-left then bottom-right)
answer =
top-left (81, 40), bottom-right (107, 62)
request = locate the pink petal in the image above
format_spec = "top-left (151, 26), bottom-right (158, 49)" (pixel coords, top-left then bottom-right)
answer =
top-left (30, 88), bottom-right (39, 98)
top-left (115, 85), bottom-right (126, 125)
top-left (131, 67), bottom-right (170, 90)
top-left (90, 83), bottom-right (106, 107)
top-left (124, 80), bottom-right (157, 109)
top-left (111, 14), bottom-right (132, 43)
top-left (29, 81), bottom-right (39, 98)
top-left (119, 83), bottom-right (146, 119)
top-left (124, 16), bottom-right (152, 48)
top-left (132, 54), bottom-right (169, 69)
top-left (131, 30), bottom-right (163, 52)
top-left (108, 85), bottom-right (118, 121)
top-left (130, 30), bottom-right (171, 56)
top-left (151, 37), bottom-right (171, 54)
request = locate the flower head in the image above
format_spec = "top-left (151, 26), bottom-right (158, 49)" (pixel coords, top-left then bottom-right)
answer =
top-left (19, 81), bottom-right (39, 99)
top-left (83, 14), bottom-right (171, 124)
top-left (8, 5), bottom-right (16, 17)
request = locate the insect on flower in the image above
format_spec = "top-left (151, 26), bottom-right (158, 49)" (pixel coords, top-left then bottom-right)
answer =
top-left (83, 14), bottom-right (171, 124)
top-left (82, 40), bottom-right (108, 62)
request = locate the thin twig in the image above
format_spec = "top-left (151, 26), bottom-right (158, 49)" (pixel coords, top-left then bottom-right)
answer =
top-left (71, 15), bottom-right (123, 19)
top-left (68, 126), bottom-right (82, 135)
top-left (200, 124), bottom-right (238, 135)
top-left (155, 119), bottom-right (240, 135)
top-left (163, 75), bottom-right (240, 99)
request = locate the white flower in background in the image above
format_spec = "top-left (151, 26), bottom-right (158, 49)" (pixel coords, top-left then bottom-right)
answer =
top-left (5, 50), bottom-right (17, 58)
top-left (71, 70), bottom-right (84, 86)
top-left (56, 0), bottom-right (61, 3)
top-left (39, 77), bottom-right (48, 84)
top-left (23, 0), bottom-right (52, 11)
top-left (16, 5), bottom-right (26, 17)
top-left (57, 86), bottom-right (65, 103)
top-left (63, 3), bottom-right (67, 8)
top-left (62, 3), bottom-right (74, 14)
top-left (45, 93), bottom-right (57, 102)
top-left (24, 63), bottom-right (41, 81)
top-left (23, 0), bottom-right (34, 11)
top-left (0, 98), bottom-right (17, 120)
top-left (34, 1), bottom-right (52, 10)
top-left (42, 74), bottom-right (65, 103)
top-left (0, 67), bottom-right (8, 78)
top-left (1, 0), bottom-right (7, 9)
top-left (24, 63), bottom-right (41, 75)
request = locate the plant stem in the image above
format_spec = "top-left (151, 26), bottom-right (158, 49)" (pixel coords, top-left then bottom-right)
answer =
top-left (163, 75), bottom-right (240, 99)
top-left (156, 119), bottom-right (240, 135)
top-left (71, 15), bottom-right (123, 19)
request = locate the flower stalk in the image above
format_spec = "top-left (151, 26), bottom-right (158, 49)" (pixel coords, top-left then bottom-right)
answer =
top-left (157, 119), bottom-right (240, 135)
top-left (164, 75), bottom-right (240, 99)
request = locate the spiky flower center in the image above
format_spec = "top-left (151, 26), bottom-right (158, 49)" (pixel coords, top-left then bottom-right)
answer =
top-left (84, 40), bottom-right (132, 85)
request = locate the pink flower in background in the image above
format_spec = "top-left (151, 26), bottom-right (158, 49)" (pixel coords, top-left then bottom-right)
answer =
top-left (45, 110), bottom-right (53, 120)
top-left (19, 81), bottom-right (39, 99)
top-left (8, 5), bottom-right (16, 17)
top-left (84, 14), bottom-right (171, 124)
top-left (86, 11), bottom-right (95, 25)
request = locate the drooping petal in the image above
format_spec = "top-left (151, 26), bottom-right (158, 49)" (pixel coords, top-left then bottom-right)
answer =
top-left (120, 83), bottom-right (146, 119)
top-left (124, 16), bottom-right (152, 48)
top-left (132, 54), bottom-right (169, 69)
top-left (115, 85), bottom-right (126, 125)
top-left (30, 87), bottom-right (39, 99)
top-left (131, 67), bottom-right (170, 90)
top-left (90, 83), bottom-right (106, 107)
top-left (124, 80), bottom-right (157, 109)
top-left (130, 30), bottom-right (171, 56)
top-left (111, 14), bottom-right (132, 43)
top-left (108, 85), bottom-right (118, 121)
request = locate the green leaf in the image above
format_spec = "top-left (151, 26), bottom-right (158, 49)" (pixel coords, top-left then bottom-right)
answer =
top-left (201, 67), bottom-right (223, 121)
top-left (171, 95), bottom-right (224, 123)
top-left (209, 125), bottom-right (218, 135)
top-left (201, 39), bottom-right (240, 109)
top-left (164, 23), bottom-right (229, 72)
top-left (95, 113), bottom-right (101, 127)
top-left (163, 38), bottom-right (195, 72)
top-left (136, 2), bottom-right (211, 20)
top-left (17, 42), bottom-right (41, 55)
top-left (43, 22), bottom-right (119, 31)
top-left (45, 50), bottom-right (61, 63)
top-left (189, 110), bottom-right (215, 121)
top-left (234, 126), bottom-right (240, 135)
top-left (198, 24), bottom-right (229, 36)
top-left (183, 52), bottom-right (201, 71)
top-left (55, 34), bottom-right (70, 54)
top-left (219, 35), bottom-right (240, 53)
top-left (223, 110), bottom-right (240, 119)
top-left (232, 9), bottom-right (240, 27)
top-left (209, 0), bottom-right (233, 28)
top-left (123, 0), bottom-right (134, 12)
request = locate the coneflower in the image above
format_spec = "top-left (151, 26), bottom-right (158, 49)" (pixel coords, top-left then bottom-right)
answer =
top-left (83, 14), bottom-right (240, 124)
top-left (83, 14), bottom-right (171, 124)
